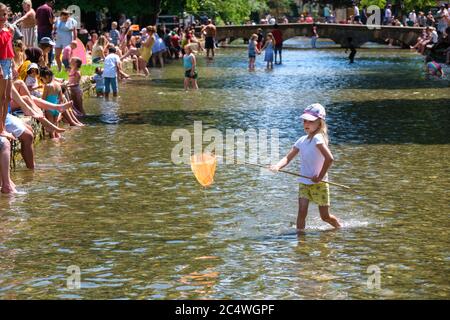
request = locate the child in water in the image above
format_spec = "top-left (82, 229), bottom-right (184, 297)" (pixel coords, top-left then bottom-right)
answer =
top-left (270, 103), bottom-right (341, 232)
top-left (67, 57), bottom-right (85, 116)
top-left (345, 37), bottom-right (357, 64)
top-left (261, 33), bottom-right (275, 70)
top-left (91, 67), bottom-right (105, 97)
top-left (41, 67), bottom-right (64, 139)
top-left (183, 44), bottom-right (198, 90)
top-left (424, 56), bottom-right (445, 78)
top-left (311, 24), bottom-right (319, 48)
top-left (248, 33), bottom-right (260, 71)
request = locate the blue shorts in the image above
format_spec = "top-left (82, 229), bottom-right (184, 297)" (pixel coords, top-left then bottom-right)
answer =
top-left (0, 59), bottom-right (13, 80)
top-left (104, 77), bottom-right (118, 94)
top-left (5, 113), bottom-right (26, 138)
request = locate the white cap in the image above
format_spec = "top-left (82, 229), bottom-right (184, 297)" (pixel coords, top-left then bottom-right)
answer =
top-left (27, 63), bottom-right (39, 71)
top-left (300, 103), bottom-right (326, 121)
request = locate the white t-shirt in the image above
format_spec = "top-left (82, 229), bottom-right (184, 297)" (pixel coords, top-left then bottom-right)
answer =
top-left (354, 6), bottom-right (360, 16)
top-left (293, 134), bottom-right (328, 185)
top-left (103, 53), bottom-right (121, 78)
top-left (385, 9), bottom-right (392, 19)
top-left (431, 30), bottom-right (439, 43)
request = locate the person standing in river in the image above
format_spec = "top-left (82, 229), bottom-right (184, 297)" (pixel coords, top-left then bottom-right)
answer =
top-left (345, 37), bottom-right (357, 64)
top-left (202, 19), bottom-right (216, 60)
top-left (271, 23), bottom-right (283, 65)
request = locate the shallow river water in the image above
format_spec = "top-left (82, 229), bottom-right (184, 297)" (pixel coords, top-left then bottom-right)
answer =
top-left (0, 38), bottom-right (449, 299)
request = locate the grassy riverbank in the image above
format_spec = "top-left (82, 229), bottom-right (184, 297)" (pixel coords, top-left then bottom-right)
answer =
top-left (51, 64), bottom-right (99, 80)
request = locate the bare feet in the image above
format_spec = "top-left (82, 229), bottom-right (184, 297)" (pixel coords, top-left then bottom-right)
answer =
top-left (42, 121), bottom-right (66, 134)
top-left (1, 183), bottom-right (17, 194)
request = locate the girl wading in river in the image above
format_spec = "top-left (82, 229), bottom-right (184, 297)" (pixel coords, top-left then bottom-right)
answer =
top-left (183, 44), bottom-right (198, 90)
top-left (270, 103), bottom-right (341, 232)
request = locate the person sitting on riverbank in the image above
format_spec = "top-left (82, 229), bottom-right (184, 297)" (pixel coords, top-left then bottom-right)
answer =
top-left (410, 27), bottom-right (437, 54)
top-left (120, 26), bottom-right (155, 77)
top-left (86, 32), bottom-right (98, 54)
top-left (183, 44), bottom-right (198, 90)
top-left (91, 35), bottom-right (107, 64)
top-left (25, 62), bottom-right (42, 98)
top-left (13, 39), bottom-right (25, 67)
top-left (10, 82), bottom-right (67, 135)
top-left (5, 112), bottom-right (35, 169)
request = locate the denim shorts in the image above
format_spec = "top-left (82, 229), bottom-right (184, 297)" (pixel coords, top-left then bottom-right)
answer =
top-left (104, 77), bottom-right (118, 93)
top-left (0, 59), bottom-right (13, 80)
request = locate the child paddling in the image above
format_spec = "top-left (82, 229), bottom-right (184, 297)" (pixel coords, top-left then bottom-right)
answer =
top-left (270, 103), bottom-right (342, 232)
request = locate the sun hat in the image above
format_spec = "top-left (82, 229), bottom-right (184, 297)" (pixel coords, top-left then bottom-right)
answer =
top-left (300, 103), bottom-right (326, 121)
top-left (39, 37), bottom-right (55, 46)
top-left (27, 62), bottom-right (39, 71)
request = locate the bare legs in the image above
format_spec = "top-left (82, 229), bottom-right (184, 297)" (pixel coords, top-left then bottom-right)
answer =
top-left (55, 47), bottom-right (63, 72)
top-left (0, 138), bottom-right (16, 193)
top-left (18, 125), bottom-right (35, 169)
top-left (0, 78), bottom-right (15, 140)
top-left (297, 198), bottom-right (341, 232)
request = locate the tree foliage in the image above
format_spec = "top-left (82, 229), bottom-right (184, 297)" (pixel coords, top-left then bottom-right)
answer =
top-left (360, 0), bottom-right (438, 11)
top-left (184, 0), bottom-right (268, 24)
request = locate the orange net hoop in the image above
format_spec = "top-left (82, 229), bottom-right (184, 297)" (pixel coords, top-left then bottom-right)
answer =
top-left (190, 153), bottom-right (217, 187)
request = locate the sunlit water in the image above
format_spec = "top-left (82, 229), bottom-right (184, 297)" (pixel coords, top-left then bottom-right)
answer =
top-left (0, 38), bottom-right (449, 299)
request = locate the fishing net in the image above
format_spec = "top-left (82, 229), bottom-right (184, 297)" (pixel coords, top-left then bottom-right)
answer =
top-left (190, 153), bottom-right (217, 187)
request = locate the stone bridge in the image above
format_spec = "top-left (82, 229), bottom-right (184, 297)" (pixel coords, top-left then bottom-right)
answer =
top-left (209, 23), bottom-right (424, 48)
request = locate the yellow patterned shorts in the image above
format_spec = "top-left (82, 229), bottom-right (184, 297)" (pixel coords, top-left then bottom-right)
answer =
top-left (299, 182), bottom-right (330, 206)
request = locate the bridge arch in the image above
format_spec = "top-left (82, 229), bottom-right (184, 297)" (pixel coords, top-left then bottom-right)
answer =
top-left (205, 23), bottom-right (423, 48)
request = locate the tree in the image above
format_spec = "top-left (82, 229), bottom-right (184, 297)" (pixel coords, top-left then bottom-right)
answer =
top-left (360, 0), bottom-right (437, 11)
top-left (185, 0), bottom-right (268, 24)
top-left (56, 0), bottom-right (162, 25)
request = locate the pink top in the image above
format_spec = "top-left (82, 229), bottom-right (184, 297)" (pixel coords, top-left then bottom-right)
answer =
top-left (68, 69), bottom-right (80, 86)
top-left (62, 45), bottom-right (73, 60)
top-left (0, 27), bottom-right (14, 59)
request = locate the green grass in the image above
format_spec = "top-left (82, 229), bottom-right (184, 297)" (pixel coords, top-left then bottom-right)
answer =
top-left (51, 64), bottom-right (100, 80)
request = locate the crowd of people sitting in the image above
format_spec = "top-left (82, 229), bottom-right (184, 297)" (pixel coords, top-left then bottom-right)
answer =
top-left (0, 1), bottom-right (217, 193)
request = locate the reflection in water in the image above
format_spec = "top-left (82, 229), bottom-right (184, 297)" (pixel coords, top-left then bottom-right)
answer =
top-left (0, 39), bottom-right (449, 299)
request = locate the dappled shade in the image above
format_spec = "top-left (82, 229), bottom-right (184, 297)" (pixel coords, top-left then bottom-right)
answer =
top-left (190, 153), bottom-right (217, 187)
